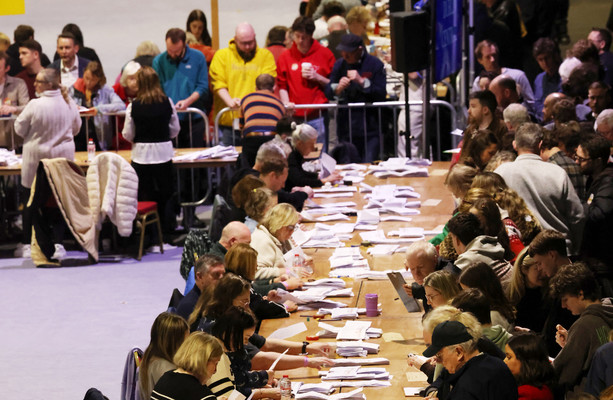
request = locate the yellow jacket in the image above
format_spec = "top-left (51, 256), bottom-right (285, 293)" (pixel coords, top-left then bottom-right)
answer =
top-left (209, 39), bottom-right (277, 127)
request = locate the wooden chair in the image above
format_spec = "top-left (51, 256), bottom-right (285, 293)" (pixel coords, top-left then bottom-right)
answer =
top-left (135, 201), bottom-right (164, 260)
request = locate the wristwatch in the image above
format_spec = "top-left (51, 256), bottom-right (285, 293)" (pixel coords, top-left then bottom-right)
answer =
top-left (301, 341), bottom-right (310, 355)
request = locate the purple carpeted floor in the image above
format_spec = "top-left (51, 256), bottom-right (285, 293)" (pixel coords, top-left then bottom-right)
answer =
top-left (0, 246), bottom-right (185, 399)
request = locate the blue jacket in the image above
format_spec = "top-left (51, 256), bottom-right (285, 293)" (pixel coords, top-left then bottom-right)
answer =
top-left (50, 56), bottom-right (90, 78)
top-left (153, 47), bottom-right (209, 120)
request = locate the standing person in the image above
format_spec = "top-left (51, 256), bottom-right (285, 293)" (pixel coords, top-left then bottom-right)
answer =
top-left (6, 25), bottom-right (51, 76)
top-left (532, 38), bottom-right (561, 120)
top-left (186, 9), bottom-right (213, 47)
top-left (49, 32), bottom-right (90, 88)
top-left (72, 61), bottom-right (126, 151)
top-left (122, 66), bottom-right (180, 236)
top-left (16, 39), bottom-right (44, 99)
top-left (111, 61), bottom-right (141, 150)
top-left (277, 16), bottom-right (335, 150)
top-left (54, 23), bottom-right (100, 64)
top-left (0, 51), bottom-right (29, 150)
top-left (139, 312), bottom-right (189, 400)
top-left (575, 135), bottom-right (613, 277)
top-left (504, 334), bottom-right (555, 400)
top-left (153, 28), bottom-right (208, 148)
top-left (151, 331), bottom-right (223, 400)
top-left (13, 68), bottom-right (81, 258)
top-left (265, 26), bottom-right (291, 64)
top-left (325, 33), bottom-right (386, 162)
top-left (209, 23), bottom-right (277, 146)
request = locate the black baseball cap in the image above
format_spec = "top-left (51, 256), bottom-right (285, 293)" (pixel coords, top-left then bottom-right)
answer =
top-left (336, 33), bottom-right (364, 52)
top-left (422, 320), bottom-right (473, 358)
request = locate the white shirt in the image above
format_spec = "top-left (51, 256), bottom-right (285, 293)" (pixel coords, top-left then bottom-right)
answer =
top-left (60, 57), bottom-right (79, 89)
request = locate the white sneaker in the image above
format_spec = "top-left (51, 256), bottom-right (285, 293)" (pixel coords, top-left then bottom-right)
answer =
top-left (52, 244), bottom-right (66, 260)
top-left (14, 243), bottom-right (31, 258)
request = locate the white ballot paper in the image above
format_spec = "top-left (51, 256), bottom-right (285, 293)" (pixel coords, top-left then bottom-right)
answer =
top-left (228, 390), bottom-right (246, 400)
top-left (269, 348), bottom-right (290, 370)
top-left (332, 357), bottom-right (390, 366)
top-left (320, 152), bottom-right (337, 178)
top-left (337, 321), bottom-right (372, 340)
top-left (268, 323), bottom-right (307, 340)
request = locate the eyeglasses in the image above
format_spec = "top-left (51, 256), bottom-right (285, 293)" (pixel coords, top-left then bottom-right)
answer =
top-left (573, 154), bottom-right (591, 163)
top-left (34, 79), bottom-right (47, 84)
top-left (425, 292), bottom-right (441, 302)
top-left (286, 224), bottom-right (296, 232)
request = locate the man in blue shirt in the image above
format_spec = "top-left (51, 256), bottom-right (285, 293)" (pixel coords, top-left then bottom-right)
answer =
top-left (153, 28), bottom-right (209, 148)
top-left (532, 37), bottom-right (561, 121)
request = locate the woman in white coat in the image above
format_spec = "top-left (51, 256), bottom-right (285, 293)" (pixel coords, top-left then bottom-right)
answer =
top-left (14, 68), bottom-right (81, 257)
top-left (250, 203), bottom-right (300, 281)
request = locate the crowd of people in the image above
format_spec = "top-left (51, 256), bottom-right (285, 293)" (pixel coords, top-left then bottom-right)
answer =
top-left (3, 1), bottom-right (613, 399)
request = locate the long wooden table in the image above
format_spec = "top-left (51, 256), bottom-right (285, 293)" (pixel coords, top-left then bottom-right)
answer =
top-left (259, 162), bottom-right (453, 397)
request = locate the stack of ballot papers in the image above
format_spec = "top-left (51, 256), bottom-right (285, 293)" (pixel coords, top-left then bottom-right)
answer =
top-left (317, 321), bottom-right (382, 340)
top-left (332, 357), bottom-right (390, 366)
top-left (296, 387), bottom-right (365, 400)
top-left (360, 230), bottom-right (425, 244)
top-left (313, 185), bottom-right (358, 193)
top-left (303, 278), bottom-right (346, 288)
top-left (276, 287), bottom-right (352, 305)
top-left (355, 209), bottom-right (379, 230)
top-left (321, 366), bottom-right (390, 381)
top-left (336, 163), bottom-right (368, 171)
top-left (387, 227), bottom-right (425, 238)
top-left (353, 269), bottom-right (412, 280)
top-left (0, 149), bottom-right (20, 166)
top-left (294, 382), bottom-right (334, 395)
top-left (172, 145), bottom-right (238, 161)
top-left (312, 222), bottom-right (355, 241)
top-left (361, 183), bottom-right (420, 200)
top-left (335, 341), bottom-right (381, 356)
top-left (317, 307), bottom-right (361, 319)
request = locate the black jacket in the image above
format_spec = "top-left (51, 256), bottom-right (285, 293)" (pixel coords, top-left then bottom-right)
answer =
top-left (285, 149), bottom-right (323, 191)
top-left (582, 164), bottom-right (613, 267)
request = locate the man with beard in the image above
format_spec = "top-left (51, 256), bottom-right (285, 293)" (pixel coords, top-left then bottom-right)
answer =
top-left (209, 23), bottom-right (277, 146)
top-left (153, 28), bottom-right (208, 148)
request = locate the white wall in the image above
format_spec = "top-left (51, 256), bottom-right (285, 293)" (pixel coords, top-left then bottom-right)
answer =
top-left (1, 0), bottom-right (301, 78)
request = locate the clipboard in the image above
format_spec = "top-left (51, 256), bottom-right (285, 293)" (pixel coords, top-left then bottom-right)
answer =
top-left (387, 271), bottom-right (421, 313)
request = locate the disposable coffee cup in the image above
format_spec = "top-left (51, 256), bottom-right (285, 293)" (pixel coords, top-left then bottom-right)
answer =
top-left (365, 293), bottom-right (378, 317)
top-left (301, 62), bottom-right (312, 73)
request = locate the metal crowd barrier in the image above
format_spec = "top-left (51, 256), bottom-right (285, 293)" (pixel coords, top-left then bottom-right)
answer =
top-left (214, 99), bottom-right (457, 161)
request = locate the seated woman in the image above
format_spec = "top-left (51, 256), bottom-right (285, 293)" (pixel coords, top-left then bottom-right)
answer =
top-left (72, 61), bottom-right (126, 151)
top-left (189, 273), bottom-right (333, 371)
top-left (112, 61), bottom-right (141, 150)
top-left (472, 171), bottom-right (542, 245)
top-left (209, 306), bottom-right (277, 399)
top-left (458, 129), bottom-right (500, 171)
top-left (225, 243), bottom-right (298, 316)
top-left (506, 248), bottom-right (551, 334)
top-left (459, 262), bottom-right (516, 331)
top-left (122, 66), bottom-right (180, 235)
top-left (504, 334), bottom-right (555, 400)
top-left (151, 331), bottom-right (222, 400)
top-left (422, 270), bottom-right (460, 310)
top-left (285, 123), bottom-right (340, 191)
top-left (250, 203), bottom-right (301, 281)
top-left (139, 312), bottom-right (189, 400)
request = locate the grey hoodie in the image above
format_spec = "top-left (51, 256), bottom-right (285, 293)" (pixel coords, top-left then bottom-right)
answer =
top-left (454, 235), bottom-right (513, 282)
top-left (553, 302), bottom-right (613, 393)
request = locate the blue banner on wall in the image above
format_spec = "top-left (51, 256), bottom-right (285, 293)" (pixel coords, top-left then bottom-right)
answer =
top-left (435, 0), bottom-right (462, 82)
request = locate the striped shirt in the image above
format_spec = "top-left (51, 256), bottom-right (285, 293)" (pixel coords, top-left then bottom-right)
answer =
top-left (240, 90), bottom-right (285, 136)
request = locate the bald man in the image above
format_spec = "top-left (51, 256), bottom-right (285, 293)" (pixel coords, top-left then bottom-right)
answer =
top-left (208, 221), bottom-right (252, 258)
top-left (543, 92), bottom-right (566, 124)
top-left (209, 22), bottom-right (277, 146)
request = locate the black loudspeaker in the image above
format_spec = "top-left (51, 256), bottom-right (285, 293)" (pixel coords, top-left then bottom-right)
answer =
top-left (390, 11), bottom-right (429, 73)
top-left (388, 0), bottom-right (405, 12)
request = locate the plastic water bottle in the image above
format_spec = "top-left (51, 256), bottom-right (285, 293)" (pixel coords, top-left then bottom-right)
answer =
top-left (87, 138), bottom-right (95, 162)
top-left (279, 375), bottom-right (291, 400)
top-left (292, 254), bottom-right (303, 277)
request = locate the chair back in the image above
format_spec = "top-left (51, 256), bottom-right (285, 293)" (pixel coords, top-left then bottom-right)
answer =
top-left (179, 228), bottom-right (213, 280)
top-left (208, 194), bottom-right (232, 243)
top-left (120, 347), bottom-right (143, 400)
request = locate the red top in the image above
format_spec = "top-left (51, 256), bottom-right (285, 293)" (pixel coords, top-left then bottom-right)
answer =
top-left (518, 384), bottom-right (554, 400)
top-left (276, 40), bottom-right (335, 118)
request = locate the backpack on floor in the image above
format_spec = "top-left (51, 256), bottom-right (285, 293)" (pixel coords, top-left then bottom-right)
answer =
top-left (179, 228), bottom-right (213, 280)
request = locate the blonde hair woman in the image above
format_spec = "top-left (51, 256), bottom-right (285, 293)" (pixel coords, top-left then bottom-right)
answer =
top-left (422, 270), bottom-right (460, 309)
top-left (250, 203), bottom-right (300, 280)
top-left (151, 331), bottom-right (223, 400)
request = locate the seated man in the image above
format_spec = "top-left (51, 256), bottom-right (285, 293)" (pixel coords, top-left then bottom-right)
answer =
top-left (550, 263), bottom-right (613, 393)
top-left (230, 140), bottom-right (312, 211)
top-left (447, 213), bottom-right (512, 282)
top-left (208, 221), bottom-right (252, 258)
top-left (175, 255), bottom-right (225, 320)
top-left (402, 241), bottom-right (457, 313)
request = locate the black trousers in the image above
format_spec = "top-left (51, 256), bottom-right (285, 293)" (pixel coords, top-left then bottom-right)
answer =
top-left (132, 160), bottom-right (176, 234)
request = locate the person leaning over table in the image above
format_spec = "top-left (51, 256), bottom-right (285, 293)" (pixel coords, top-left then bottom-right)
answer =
top-left (284, 122), bottom-right (341, 191)
top-left (189, 273), bottom-right (334, 371)
top-left (421, 315), bottom-right (518, 399)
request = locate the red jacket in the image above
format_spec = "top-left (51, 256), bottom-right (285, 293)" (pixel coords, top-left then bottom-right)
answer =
top-left (518, 384), bottom-right (553, 400)
top-left (276, 40), bottom-right (334, 118)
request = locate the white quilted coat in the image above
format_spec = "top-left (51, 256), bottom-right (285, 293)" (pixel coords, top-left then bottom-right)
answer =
top-left (86, 152), bottom-right (139, 236)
